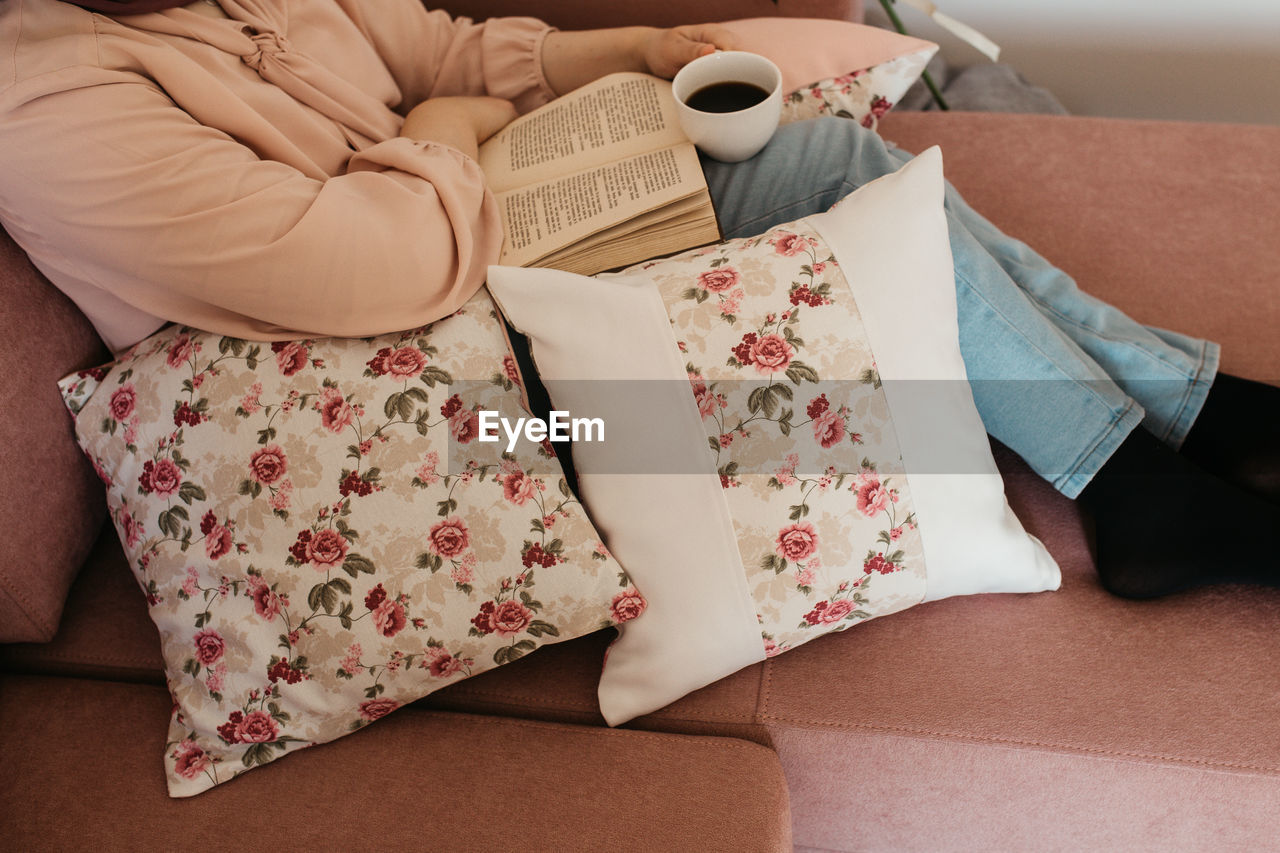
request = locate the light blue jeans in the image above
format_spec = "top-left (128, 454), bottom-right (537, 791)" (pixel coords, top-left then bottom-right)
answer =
top-left (702, 118), bottom-right (1218, 498)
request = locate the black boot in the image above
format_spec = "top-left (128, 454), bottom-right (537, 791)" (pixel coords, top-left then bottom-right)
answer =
top-left (1180, 373), bottom-right (1280, 502)
top-left (1079, 426), bottom-right (1280, 599)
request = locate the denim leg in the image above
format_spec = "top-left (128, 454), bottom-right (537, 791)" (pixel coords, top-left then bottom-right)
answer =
top-left (937, 178), bottom-right (1219, 450)
top-left (703, 117), bottom-right (1216, 497)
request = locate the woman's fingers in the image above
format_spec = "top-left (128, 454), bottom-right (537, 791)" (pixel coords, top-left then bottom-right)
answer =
top-left (645, 24), bottom-right (742, 78)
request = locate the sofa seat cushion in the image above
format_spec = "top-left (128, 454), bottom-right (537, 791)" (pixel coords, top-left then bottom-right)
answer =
top-left (760, 450), bottom-right (1280, 851)
top-left (445, 454), bottom-right (1280, 851)
top-left (0, 675), bottom-right (792, 851)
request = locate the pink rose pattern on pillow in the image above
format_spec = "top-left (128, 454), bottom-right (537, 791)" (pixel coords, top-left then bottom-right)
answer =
top-left (60, 289), bottom-right (640, 797)
top-left (779, 49), bottom-right (936, 130)
top-left (637, 221), bottom-right (928, 655)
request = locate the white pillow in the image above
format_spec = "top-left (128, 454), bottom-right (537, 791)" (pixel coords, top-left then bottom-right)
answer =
top-left (488, 148), bottom-right (1059, 725)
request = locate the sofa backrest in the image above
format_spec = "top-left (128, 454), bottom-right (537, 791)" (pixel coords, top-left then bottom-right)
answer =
top-left (442, 0), bottom-right (862, 30)
top-left (0, 225), bottom-right (109, 643)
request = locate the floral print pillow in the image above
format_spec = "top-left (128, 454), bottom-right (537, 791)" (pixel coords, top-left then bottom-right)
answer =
top-left (635, 223), bottom-right (929, 656)
top-left (780, 49), bottom-right (937, 130)
top-left (59, 288), bottom-right (642, 797)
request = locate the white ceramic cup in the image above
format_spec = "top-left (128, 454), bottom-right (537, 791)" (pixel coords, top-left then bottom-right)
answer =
top-left (671, 51), bottom-right (783, 163)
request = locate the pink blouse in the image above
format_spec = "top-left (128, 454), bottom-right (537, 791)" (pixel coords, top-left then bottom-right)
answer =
top-left (0, 0), bottom-right (556, 352)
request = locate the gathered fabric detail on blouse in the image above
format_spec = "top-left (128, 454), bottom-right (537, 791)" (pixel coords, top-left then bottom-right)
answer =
top-left (0, 0), bottom-right (554, 351)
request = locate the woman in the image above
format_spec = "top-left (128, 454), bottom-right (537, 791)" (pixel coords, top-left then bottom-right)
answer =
top-left (1, 0), bottom-right (1276, 596)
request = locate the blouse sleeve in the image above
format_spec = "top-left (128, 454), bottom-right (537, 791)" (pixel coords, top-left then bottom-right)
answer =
top-left (333, 1), bottom-right (558, 114)
top-left (0, 75), bottom-right (503, 342)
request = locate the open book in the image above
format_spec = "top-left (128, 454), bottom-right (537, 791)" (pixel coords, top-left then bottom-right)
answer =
top-left (478, 73), bottom-right (721, 276)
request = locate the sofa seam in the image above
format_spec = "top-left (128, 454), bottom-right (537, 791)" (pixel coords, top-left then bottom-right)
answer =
top-left (2, 674), bottom-right (772, 757)
top-left (0, 650), bottom-right (158, 668)
top-left (416, 710), bottom-right (775, 755)
top-left (433, 688), bottom-right (764, 724)
top-left (433, 688), bottom-right (599, 710)
top-left (759, 655), bottom-right (775, 720)
top-left (0, 577), bottom-right (54, 641)
top-left (757, 714), bottom-right (1280, 775)
top-left (0, 673), bottom-right (761, 725)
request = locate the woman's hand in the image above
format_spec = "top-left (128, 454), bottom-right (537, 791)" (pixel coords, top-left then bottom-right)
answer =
top-left (399, 96), bottom-right (517, 161)
top-left (639, 25), bottom-right (739, 80)
top-left (542, 25), bottom-right (740, 96)
top-left (397, 25), bottom-right (743, 159)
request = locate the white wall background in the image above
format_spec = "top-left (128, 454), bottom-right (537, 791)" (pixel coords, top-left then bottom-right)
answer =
top-left (866, 0), bottom-right (1280, 125)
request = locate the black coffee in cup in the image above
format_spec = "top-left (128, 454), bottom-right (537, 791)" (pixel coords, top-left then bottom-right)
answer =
top-left (684, 81), bottom-right (771, 114)
top-left (672, 51), bottom-right (782, 161)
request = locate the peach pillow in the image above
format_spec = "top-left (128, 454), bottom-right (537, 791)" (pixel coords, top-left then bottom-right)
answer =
top-left (722, 17), bottom-right (938, 128)
top-left (721, 17), bottom-right (937, 95)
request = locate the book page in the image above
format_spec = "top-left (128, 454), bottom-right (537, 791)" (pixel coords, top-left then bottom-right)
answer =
top-left (534, 196), bottom-right (718, 275)
top-left (496, 143), bottom-right (705, 269)
top-left (480, 73), bottom-right (688, 193)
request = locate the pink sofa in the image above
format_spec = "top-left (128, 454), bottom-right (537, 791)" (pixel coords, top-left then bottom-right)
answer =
top-left (4, 2), bottom-right (1280, 850)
